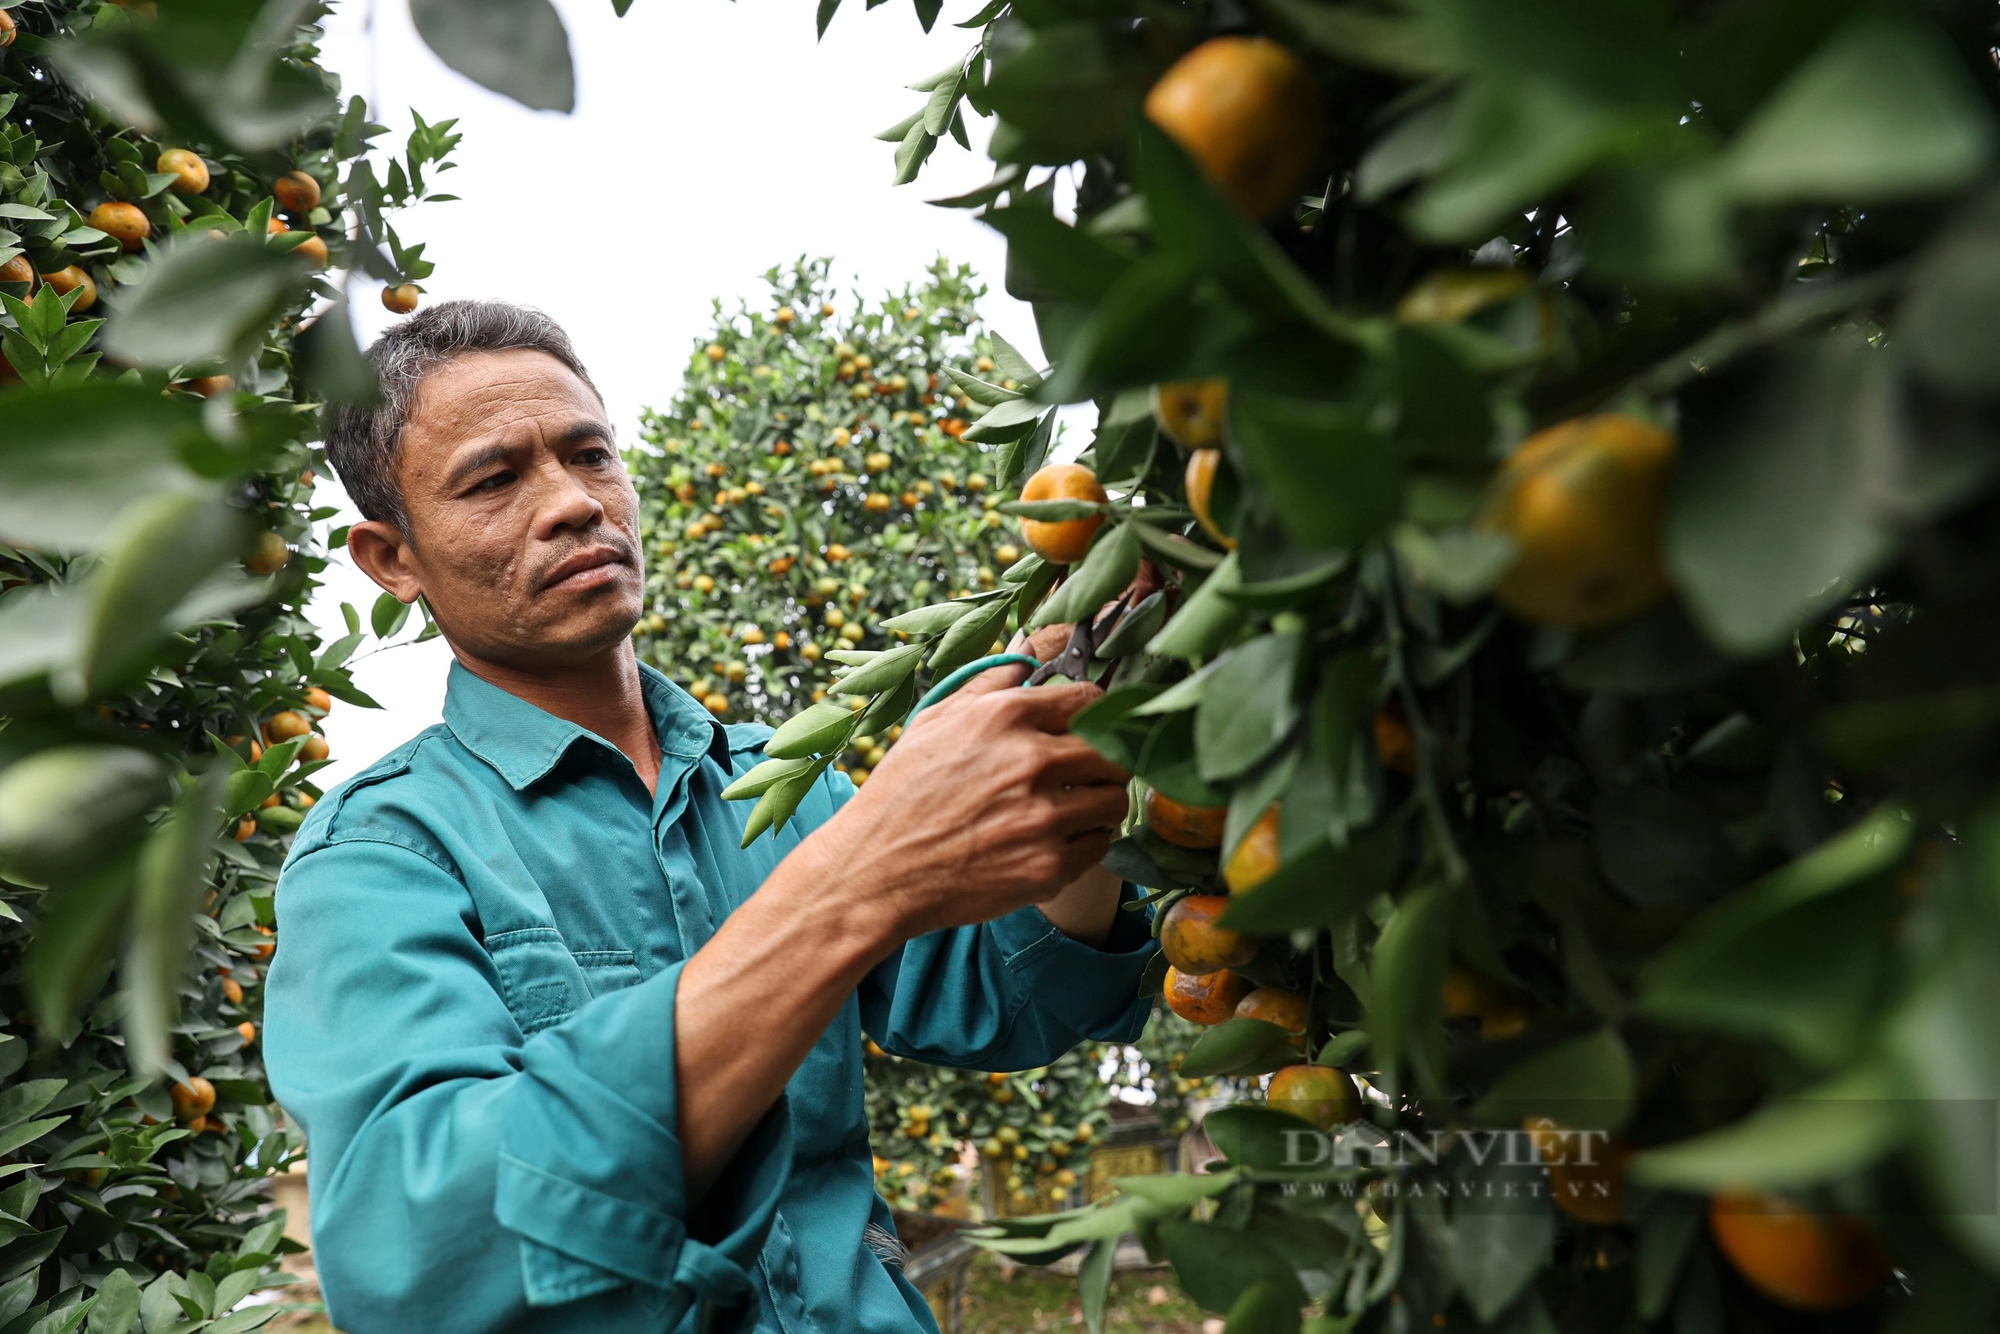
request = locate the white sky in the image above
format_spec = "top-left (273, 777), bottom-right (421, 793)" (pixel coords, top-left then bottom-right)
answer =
top-left (306, 0), bottom-right (1072, 787)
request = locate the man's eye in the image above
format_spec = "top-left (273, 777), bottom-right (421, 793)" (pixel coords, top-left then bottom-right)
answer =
top-left (575, 448), bottom-right (612, 466)
top-left (470, 472), bottom-right (514, 493)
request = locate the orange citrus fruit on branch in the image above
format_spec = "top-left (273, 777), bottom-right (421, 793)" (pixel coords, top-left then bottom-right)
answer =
top-left (1164, 965), bottom-right (1252, 1025)
top-left (41, 266), bottom-right (95, 311)
top-left (1224, 805), bottom-right (1280, 893)
top-left (0, 10), bottom-right (15, 45)
top-left (1159, 894), bottom-right (1255, 974)
top-left (1524, 1118), bottom-right (1630, 1225)
top-left (1184, 448), bottom-right (1236, 550)
top-left (88, 202), bottom-right (150, 251)
top-left (273, 170), bottom-right (321, 215)
top-left (292, 234), bottom-right (329, 268)
top-left (1374, 703), bottom-right (1416, 776)
top-left (383, 284), bottom-right (420, 314)
top-left (300, 734), bottom-right (330, 763)
top-left (245, 529), bottom-right (288, 573)
top-left (1019, 462), bottom-right (1107, 564)
top-left (1234, 986), bottom-right (1308, 1047)
top-left (1152, 380), bottom-right (1228, 449)
top-left (303, 686), bottom-right (333, 712)
top-left (1144, 36), bottom-right (1323, 220)
top-left (1145, 789), bottom-right (1225, 848)
top-left (157, 148), bottom-right (209, 195)
top-left (169, 1076), bottom-right (216, 1121)
top-left (0, 254), bottom-right (32, 288)
top-left (1267, 1064), bottom-right (1357, 1132)
top-left (265, 710), bottom-right (311, 743)
top-left (1708, 1190), bottom-right (1890, 1311)
top-left (1478, 413), bottom-right (1676, 628)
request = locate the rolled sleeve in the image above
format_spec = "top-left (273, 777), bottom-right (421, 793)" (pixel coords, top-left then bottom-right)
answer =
top-left (267, 837), bottom-right (788, 1333)
top-left (860, 881), bottom-right (1157, 1071)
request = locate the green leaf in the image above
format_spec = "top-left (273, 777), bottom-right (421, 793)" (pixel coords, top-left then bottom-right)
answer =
top-left (1068, 684), bottom-right (1167, 771)
top-left (832, 641), bottom-right (925, 696)
top-left (101, 240), bottom-right (310, 368)
top-left (942, 366), bottom-right (1021, 408)
top-left (1221, 825), bottom-right (1403, 934)
top-left (1177, 1019), bottom-right (1299, 1078)
top-left (1195, 633), bottom-right (1300, 782)
top-left (1434, 1150), bottom-right (1556, 1323)
top-left (0, 584), bottom-right (86, 692)
top-left (1232, 392), bottom-right (1400, 549)
top-left (1630, 1061), bottom-right (1904, 1192)
top-left (1369, 884), bottom-right (1452, 1094)
top-left (1665, 333), bottom-right (1902, 655)
top-left (1147, 552), bottom-right (1244, 659)
top-left (61, 494), bottom-right (253, 703)
top-left (1722, 16), bottom-right (1994, 206)
top-left (721, 756), bottom-right (818, 801)
top-left (223, 769), bottom-right (276, 822)
top-left (0, 385), bottom-right (210, 550)
top-left (0, 1081), bottom-right (65, 1131)
top-left (1031, 521), bottom-right (1140, 629)
top-left (982, 24), bottom-right (1149, 166)
top-left (1157, 1219), bottom-right (1308, 1315)
top-left (1135, 712), bottom-right (1227, 808)
top-left (962, 397), bottom-right (1044, 443)
top-left (0, 747), bottom-right (168, 881)
top-left (984, 207), bottom-right (1134, 305)
top-left (927, 597), bottom-right (1016, 676)
top-left (87, 1269), bottom-right (141, 1334)
top-left (878, 601), bottom-right (978, 635)
top-left (739, 757), bottom-right (830, 845)
top-left (1390, 525), bottom-right (1515, 602)
top-left (371, 591), bottom-right (412, 640)
top-left (298, 292), bottom-right (380, 406)
top-left (122, 770), bottom-right (226, 1077)
top-left (0, 1118), bottom-right (67, 1159)
top-left (1223, 1282), bottom-right (1302, 1334)
top-left (1639, 804), bottom-right (1913, 1066)
top-left (765, 701), bottom-right (860, 760)
top-left (1476, 1027), bottom-right (1637, 1131)
top-left (1079, 1238), bottom-right (1115, 1334)
top-left (410, 0), bottom-right (576, 112)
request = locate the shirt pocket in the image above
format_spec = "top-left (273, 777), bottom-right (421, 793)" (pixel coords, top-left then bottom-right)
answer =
top-left (572, 949), bottom-right (644, 996)
top-left (487, 929), bottom-right (640, 1035)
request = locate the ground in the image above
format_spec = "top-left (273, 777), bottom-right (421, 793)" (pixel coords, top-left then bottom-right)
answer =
top-left (258, 1248), bottom-right (1210, 1333)
top-left (960, 1251), bottom-right (1210, 1334)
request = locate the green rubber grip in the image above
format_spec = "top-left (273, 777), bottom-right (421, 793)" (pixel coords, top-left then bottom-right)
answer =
top-left (906, 654), bottom-right (1041, 721)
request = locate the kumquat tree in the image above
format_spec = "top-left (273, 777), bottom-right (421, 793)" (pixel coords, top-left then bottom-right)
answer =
top-left (700, 0), bottom-right (2000, 1327)
top-left (0, 0), bottom-right (465, 1326)
top-left (628, 257), bottom-right (1024, 767)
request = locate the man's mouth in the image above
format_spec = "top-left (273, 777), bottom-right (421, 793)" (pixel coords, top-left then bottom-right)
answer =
top-left (541, 545), bottom-right (630, 593)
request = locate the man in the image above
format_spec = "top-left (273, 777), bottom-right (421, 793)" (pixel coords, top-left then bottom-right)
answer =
top-left (264, 300), bottom-right (1156, 1333)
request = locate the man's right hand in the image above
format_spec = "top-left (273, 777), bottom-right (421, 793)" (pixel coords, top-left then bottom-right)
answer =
top-left (806, 673), bottom-right (1131, 941)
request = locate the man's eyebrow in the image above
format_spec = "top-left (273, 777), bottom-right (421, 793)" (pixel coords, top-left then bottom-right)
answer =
top-left (442, 441), bottom-right (518, 492)
top-left (440, 421), bottom-right (614, 492)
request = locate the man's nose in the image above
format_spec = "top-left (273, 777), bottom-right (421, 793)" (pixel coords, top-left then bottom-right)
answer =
top-left (534, 460), bottom-right (606, 534)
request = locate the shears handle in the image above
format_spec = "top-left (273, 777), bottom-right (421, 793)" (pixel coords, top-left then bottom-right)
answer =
top-left (905, 653), bottom-right (1042, 722)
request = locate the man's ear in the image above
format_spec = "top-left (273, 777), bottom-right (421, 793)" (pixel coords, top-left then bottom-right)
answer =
top-left (346, 519), bottom-right (424, 604)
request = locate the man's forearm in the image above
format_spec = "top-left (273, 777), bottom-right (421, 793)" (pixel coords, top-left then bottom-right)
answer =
top-left (1035, 862), bottom-right (1125, 948)
top-left (673, 836), bottom-right (893, 1201)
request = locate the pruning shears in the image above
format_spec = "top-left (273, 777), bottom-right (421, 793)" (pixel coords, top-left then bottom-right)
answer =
top-left (907, 591), bottom-right (1141, 720)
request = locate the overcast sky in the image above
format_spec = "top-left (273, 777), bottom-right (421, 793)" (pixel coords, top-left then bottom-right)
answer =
top-left (306, 0), bottom-right (1062, 786)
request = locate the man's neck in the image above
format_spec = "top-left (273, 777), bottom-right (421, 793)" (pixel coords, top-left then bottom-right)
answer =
top-left (454, 640), bottom-right (665, 796)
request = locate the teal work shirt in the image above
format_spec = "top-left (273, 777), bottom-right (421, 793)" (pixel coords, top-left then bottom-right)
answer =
top-left (264, 661), bottom-right (1156, 1334)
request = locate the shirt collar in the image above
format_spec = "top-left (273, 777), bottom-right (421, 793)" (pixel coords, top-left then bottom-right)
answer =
top-left (442, 658), bottom-right (731, 792)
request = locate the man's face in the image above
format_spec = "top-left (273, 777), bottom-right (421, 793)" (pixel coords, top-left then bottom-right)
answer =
top-left (384, 348), bottom-right (644, 668)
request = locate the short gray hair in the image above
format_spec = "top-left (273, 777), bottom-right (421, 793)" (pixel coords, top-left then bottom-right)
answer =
top-left (325, 300), bottom-right (603, 533)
